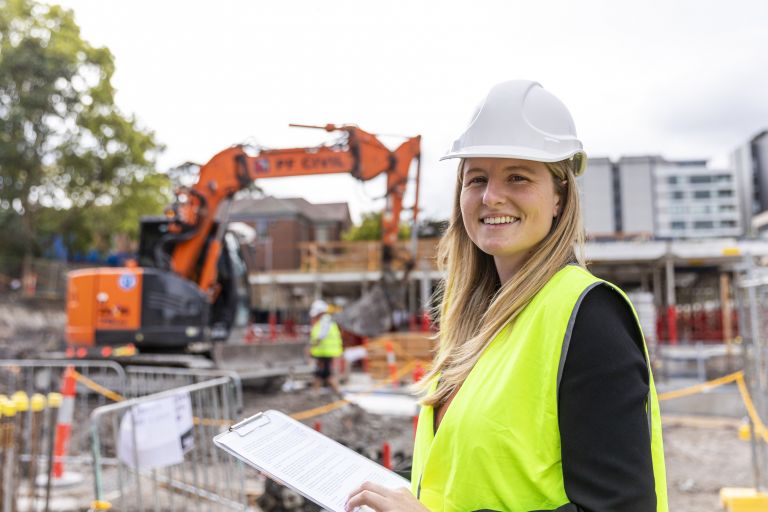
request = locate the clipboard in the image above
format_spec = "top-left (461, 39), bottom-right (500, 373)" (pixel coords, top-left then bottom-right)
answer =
top-left (213, 409), bottom-right (410, 512)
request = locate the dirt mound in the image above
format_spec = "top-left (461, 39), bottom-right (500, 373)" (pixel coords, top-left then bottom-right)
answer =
top-left (0, 298), bottom-right (65, 357)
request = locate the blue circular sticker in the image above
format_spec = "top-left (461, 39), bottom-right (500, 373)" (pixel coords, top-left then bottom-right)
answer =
top-left (118, 273), bottom-right (137, 291)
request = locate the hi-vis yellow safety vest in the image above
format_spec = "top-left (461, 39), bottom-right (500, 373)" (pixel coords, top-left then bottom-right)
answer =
top-left (310, 314), bottom-right (343, 358)
top-left (411, 265), bottom-right (668, 511)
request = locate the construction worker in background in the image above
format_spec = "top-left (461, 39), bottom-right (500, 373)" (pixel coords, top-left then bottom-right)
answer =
top-left (347, 81), bottom-right (668, 511)
top-left (309, 299), bottom-right (343, 394)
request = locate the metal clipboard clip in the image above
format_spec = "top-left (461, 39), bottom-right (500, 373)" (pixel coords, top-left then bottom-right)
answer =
top-left (229, 412), bottom-right (271, 437)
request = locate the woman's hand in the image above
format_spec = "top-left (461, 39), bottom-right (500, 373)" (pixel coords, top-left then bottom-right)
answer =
top-left (345, 482), bottom-right (428, 512)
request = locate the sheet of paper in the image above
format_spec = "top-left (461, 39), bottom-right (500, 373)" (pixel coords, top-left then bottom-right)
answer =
top-left (214, 410), bottom-right (410, 512)
top-left (118, 391), bottom-right (195, 470)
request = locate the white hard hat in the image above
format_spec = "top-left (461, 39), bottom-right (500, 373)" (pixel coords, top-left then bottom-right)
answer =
top-left (442, 80), bottom-right (587, 176)
top-left (309, 299), bottom-right (329, 318)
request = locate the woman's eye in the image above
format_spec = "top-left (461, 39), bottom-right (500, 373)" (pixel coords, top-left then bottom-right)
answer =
top-left (466, 176), bottom-right (486, 185)
top-left (509, 175), bottom-right (527, 183)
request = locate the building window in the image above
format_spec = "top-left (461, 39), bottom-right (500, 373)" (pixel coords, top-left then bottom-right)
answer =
top-left (718, 189), bottom-right (734, 198)
top-left (689, 175), bottom-right (712, 184)
top-left (693, 190), bottom-right (711, 199)
top-left (667, 176), bottom-right (678, 184)
top-left (715, 174), bottom-right (732, 182)
top-left (720, 205), bottom-right (736, 212)
top-left (315, 224), bottom-right (331, 243)
top-left (671, 191), bottom-right (684, 200)
top-left (671, 221), bottom-right (686, 230)
top-left (694, 221), bottom-right (714, 229)
top-left (721, 220), bottom-right (738, 228)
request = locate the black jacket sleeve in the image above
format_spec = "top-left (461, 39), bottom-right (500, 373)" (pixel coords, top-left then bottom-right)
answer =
top-left (556, 284), bottom-right (657, 512)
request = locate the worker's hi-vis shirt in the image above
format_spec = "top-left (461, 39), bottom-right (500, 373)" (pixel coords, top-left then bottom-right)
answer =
top-left (310, 314), bottom-right (343, 358)
top-left (411, 265), bottom-right (668, 512)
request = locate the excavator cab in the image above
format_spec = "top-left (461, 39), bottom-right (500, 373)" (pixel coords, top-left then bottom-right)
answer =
top-left (135, 216), bottom-right (250, 344)
top-left (67, 218), bottom-right (250, 352)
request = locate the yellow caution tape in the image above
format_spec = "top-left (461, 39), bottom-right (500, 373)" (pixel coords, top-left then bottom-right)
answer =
top-left (71, 370), bottom-right (125, 402)
top-left (659, 370), bottom-right (768, 444)
top-left (657, 371), bottom-right (742, 401)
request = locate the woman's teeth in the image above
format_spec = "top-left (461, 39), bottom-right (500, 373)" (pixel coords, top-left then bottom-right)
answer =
top-left (482, 216), bottom-right (518, 225)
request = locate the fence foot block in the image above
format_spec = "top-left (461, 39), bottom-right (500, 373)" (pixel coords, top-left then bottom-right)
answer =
top-left (721, 487), bottom-right (768, 511)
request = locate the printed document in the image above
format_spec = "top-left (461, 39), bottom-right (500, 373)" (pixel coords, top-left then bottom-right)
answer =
top-left (213, 409), bottom-right (410, 512)
top-left (118, 391), bottom-right (194, 470)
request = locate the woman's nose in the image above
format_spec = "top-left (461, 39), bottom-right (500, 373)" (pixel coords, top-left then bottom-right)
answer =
top-left (482, 180), bottom-right (505, 206)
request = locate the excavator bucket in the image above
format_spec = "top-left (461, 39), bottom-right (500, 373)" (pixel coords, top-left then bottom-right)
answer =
top-left (334, 284), bottom-right (394, 337)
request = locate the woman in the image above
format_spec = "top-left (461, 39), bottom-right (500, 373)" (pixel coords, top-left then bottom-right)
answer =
top-left (347, 81), bottom-right (668, 511)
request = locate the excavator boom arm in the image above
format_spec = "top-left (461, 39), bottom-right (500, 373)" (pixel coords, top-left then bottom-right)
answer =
top-left (168, 125), bottom-right (420, 298)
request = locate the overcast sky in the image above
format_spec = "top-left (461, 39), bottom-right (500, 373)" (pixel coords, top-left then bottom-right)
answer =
top-left (53, 0), bottom-right (768, 222)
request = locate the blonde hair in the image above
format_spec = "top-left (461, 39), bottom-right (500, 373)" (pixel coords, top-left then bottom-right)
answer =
top-left (419, 158), bottom-right (586, 407)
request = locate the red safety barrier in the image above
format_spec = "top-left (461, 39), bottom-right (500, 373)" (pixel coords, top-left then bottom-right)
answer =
top-left (268, 312), bottom-right (277, 341)
top-left (666, 305), bottom-right (678, 345)
top-left (53, 366), bottom-right (76, 478)
top-left (421, 311), bottom-right (431, 332)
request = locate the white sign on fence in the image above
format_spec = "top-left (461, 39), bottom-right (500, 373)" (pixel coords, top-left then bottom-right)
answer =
top-left (118, 392), bottom-right (194, 471)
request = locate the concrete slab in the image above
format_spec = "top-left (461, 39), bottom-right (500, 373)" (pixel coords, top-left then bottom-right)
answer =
top-left (342, 392), bottom-right (419, 417)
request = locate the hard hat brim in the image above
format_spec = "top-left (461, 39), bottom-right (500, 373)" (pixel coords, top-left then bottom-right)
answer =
top-left (441, 146), bottom-right (587, 176)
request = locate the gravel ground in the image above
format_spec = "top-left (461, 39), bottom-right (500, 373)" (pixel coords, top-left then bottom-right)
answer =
top-left (663, 418), bottom-right (754, 511)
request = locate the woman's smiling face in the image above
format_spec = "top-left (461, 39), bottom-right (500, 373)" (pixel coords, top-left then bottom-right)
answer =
top-left (459, 157), bottom-right (562, 282)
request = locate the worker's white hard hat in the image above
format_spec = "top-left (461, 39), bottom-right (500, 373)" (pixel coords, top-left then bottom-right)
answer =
top-left (442, 80), bottom-right (587, 176)
top-left (309, 300), bottom-right (329, 318)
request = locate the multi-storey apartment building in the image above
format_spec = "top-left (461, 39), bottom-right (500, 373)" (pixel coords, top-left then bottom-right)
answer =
top-left (731, 130), bottom-right (768, 235)
top-left (578, 156), bottom-right (741, 239)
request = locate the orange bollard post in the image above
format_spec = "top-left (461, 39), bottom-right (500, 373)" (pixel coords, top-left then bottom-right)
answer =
top-left (381, 442), bottom-right (392, 470)
top-left (314, 421), bottom-right (322, 432)
top-left (51, 367), bottom-right (83, 486)
top-left (385, 340), bottom-right (397, 388)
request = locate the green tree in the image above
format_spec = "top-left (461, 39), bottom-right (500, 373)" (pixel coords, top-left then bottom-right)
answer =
top-left (342, 211), bottom-right (411, 241)
top-left (0, 0), bottom-right (166, 268)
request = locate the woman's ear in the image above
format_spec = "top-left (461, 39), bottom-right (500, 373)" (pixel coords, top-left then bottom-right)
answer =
top-left (553, 180), bottom-right (567, 217)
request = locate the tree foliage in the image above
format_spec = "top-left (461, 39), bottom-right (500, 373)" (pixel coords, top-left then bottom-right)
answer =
top-left (0, 0), bottom-right (168, 264)
top-left (342, 211), bottom-right (412, 241)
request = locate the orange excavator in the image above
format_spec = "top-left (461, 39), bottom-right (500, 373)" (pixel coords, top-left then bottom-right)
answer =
top-left (65, 124), bottom-right (421, 375)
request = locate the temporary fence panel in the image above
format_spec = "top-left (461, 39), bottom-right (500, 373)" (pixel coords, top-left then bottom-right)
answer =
top-left (90, 376), bottom-right (248, 511)
top-left (126, 366), bottom-right (243, 414)
top-left (0, 360), bottom-right (127, 511)
top-left (0, 359), bottom-right (127, 459)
